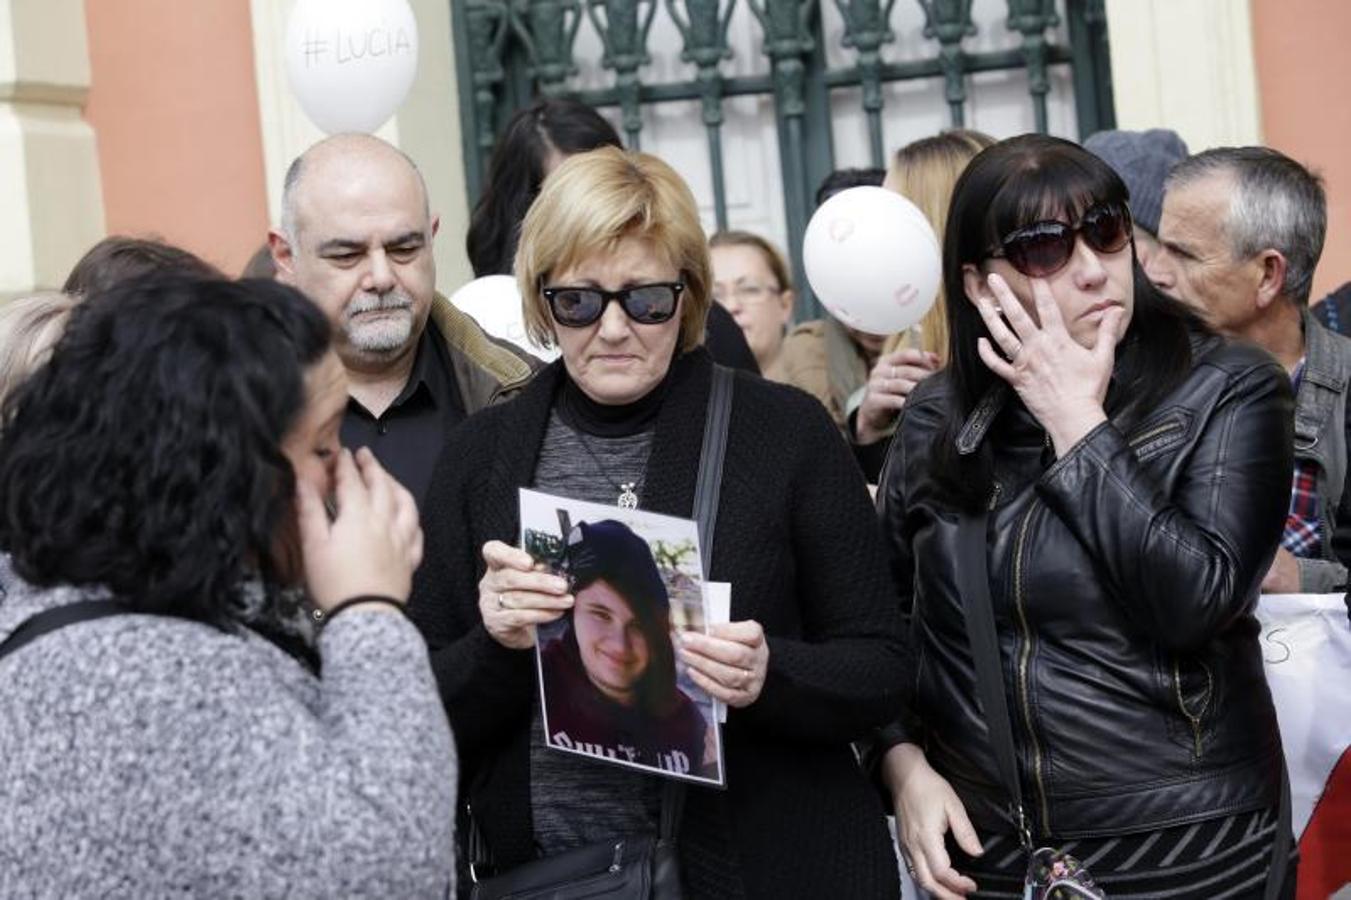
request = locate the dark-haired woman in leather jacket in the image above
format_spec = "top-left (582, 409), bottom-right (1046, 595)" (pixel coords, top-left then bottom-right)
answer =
top-left (875, 135), bottom-right (1297, 899)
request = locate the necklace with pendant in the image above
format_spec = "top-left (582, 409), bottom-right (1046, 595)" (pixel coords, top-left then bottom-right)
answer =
top-left (572, 427), bottom-right (640, 509)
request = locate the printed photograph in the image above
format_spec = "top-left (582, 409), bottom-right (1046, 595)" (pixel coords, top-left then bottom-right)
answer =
top-left (520, 488), bottom-right (725, 787)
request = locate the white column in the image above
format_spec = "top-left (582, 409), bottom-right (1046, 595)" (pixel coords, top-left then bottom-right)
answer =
top-left (395, 0), bottom-right (473, 293)
top-left (1103, 0), bottom-right (1263, 150)
top-left (248, 0), bottom-right (472, 292)
top-left (0, 0), bottom-right (105, 297)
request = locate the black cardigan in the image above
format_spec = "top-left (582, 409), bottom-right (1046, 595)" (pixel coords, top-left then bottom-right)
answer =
top-left (410, 348), bottom-right (909, 899)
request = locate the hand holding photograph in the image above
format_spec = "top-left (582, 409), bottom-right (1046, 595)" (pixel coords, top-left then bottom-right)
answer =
top-left (521, 488), bottom-right (725, 787)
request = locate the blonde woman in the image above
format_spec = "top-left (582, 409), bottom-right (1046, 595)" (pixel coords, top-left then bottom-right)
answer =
top-left (853, 130), bottom-right (994, 478)
top-left (709, 231), bottom-right (795, 377)
top-left (410, 147), bottom-right (907, 898)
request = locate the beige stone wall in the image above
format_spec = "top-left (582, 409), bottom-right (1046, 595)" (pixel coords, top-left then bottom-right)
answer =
top-left (0, 0), bottom-right (105, 297)
top-left (396, 0), bottom-right (472, 294)
top-left (1103, 0), bottom-right (1263, 150)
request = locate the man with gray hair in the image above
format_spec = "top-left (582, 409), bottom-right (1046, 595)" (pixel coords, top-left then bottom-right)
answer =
top-left (269, 134), bottom-right (535, 505)
top-left (1151, 145), bottom-right (1351, 593)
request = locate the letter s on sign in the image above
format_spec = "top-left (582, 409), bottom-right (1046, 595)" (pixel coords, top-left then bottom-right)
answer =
top-left (1262, 627), bottom-right (1292, 665)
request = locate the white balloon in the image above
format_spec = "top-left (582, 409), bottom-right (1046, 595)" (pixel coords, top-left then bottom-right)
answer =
top-left (448, 275), bottom-right (560, 362)
top-left (802, 187), bottom-right (942, 336)
top-left (285, 0), bottom-right (419, 134)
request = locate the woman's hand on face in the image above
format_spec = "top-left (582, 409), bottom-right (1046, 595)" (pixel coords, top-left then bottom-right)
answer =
top-left (974, 273), bottom-right (1118, 457)
top-left (856, 348), bottom-right (941, 445)
top-left (478, 541), bottom-right (573, 650)
top-left (297, 447), bottom-right (423, 613)
top-left (883, 743), bottom-right (983, 900)
top-left (677, 620), bottom-right (769, 708)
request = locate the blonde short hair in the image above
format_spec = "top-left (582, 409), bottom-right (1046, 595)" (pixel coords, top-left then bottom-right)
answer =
top-left (708, 230), bottom-right (793, 292)
top-left (516, 147), bottom-right (712, 353)
top-left (886, 129), bottom-right (994, 361)
top-left (0, 292), bottom-right (79, 406)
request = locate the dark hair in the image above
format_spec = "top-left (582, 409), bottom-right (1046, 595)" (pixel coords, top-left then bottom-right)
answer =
top-left (931, 134), bottom-right (1206, 510)
top-left (466, 98), bottom-right (622, 277)
top-left (0, 277), bottom-right (331, 627)
top-left (63, 236), bottom-right (224, 296)
top-left (1167, 146), bottom-right (1326, 305)
top-left (814, 167), bottom-right (885, 207)
top-left (562, 520), bottom-right (678, 714)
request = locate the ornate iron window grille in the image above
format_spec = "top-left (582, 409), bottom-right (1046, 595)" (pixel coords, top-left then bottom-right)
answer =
top-left (452, 0), bottom-right (1113, 317)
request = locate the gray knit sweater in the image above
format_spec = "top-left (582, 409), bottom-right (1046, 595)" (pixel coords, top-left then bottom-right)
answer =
top-left (0, 577), bottom-right (457, 898)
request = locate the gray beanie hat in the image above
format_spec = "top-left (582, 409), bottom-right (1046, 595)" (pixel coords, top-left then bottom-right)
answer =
top-left (1083, 128), bottom-right (1190, 237)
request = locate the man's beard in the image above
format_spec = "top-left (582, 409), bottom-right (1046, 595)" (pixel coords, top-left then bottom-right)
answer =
top-left (342, 290), bottom-right (416, 355)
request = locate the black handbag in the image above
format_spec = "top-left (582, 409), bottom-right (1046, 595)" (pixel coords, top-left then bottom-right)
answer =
top-left (468, 782), bottom-right (685, 900)
top-left (468, 364), bottom-right (735, 900)
top-left (955, 511), bottom-right (1291, 899)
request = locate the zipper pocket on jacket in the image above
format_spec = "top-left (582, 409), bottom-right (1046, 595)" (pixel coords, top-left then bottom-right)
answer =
top-left (1172, 657), bottom-right (1214, 758)
top-left (1127, 417), bottom-right (1187, 460)
top-left (1012, 504), bottom-right (1052, 836)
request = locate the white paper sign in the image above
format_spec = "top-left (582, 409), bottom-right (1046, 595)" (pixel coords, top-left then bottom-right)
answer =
top-left (704, 581), bottom-right (731, 724)
top-left (1256, 592), bottom-right (1351, 838)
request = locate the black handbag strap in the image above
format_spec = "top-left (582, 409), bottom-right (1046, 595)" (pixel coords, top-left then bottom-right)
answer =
top-left (956, 511), bottom-right (1032, 848)
top-left (693, 364), bottom-right (733, 571)
top-left (1264, 764), bottom-right (1292, 900)
top-left (0, 599), bottom-right (133, 663)
top-left (658, 363), bottom-right (734, 840)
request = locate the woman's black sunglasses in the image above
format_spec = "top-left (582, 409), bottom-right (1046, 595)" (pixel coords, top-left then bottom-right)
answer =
top-left (987, 201), bottom-right (1133, 278)
top-left (542, 281), bottom-right (684, 328)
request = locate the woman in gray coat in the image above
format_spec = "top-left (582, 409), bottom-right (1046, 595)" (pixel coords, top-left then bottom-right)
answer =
top-left (0, 278), bottom-right (456, 897)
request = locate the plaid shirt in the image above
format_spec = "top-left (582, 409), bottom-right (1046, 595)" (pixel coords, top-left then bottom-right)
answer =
top-left (1284, 360), bottom-right (1323, 558)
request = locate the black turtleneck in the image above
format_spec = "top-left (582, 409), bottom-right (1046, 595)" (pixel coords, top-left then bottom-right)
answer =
top-left (555, 363), bottom-right (675, 437)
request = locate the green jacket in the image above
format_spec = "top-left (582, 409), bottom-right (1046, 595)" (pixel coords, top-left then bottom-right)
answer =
top-left (428, 292), bottom-right (538, 414)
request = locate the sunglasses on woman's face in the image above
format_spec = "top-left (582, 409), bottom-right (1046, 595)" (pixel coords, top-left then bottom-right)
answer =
top-left (987, 201), bottom-right (1133, 278)
top-left (542, 282), bottom-right (685, 328)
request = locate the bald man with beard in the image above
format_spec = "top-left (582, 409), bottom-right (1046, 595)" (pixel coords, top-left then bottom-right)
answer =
top-left (270, 134), bottom-right (536, 504)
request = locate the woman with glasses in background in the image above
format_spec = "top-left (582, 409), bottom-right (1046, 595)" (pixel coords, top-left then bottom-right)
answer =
top-left (709, 231), bottom-right (795, 379)
top-left (411, 146), bottom-right (909, 898)
top-left (875, 134), bottom-right (1297, 898)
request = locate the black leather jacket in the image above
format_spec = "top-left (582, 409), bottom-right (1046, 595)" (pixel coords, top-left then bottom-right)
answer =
top-left (877, 336), bottom-right (1294, 840)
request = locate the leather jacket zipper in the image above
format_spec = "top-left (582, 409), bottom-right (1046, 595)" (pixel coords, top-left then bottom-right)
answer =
top-left (1172, 658), bottom-right (1213, 758)
top-left (1012, 503), bottom-right (1052, 836)
top-left (1128, 419), bottom-right (1183, 448)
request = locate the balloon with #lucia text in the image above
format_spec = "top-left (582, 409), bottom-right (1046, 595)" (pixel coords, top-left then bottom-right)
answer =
top-left (802, 187), bottom-right (941, 336)
top-left (285, 0), bottom-right (419, 134)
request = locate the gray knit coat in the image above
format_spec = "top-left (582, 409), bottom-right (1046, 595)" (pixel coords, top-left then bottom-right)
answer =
top-left (0, 577), bottom-right (457, 898)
